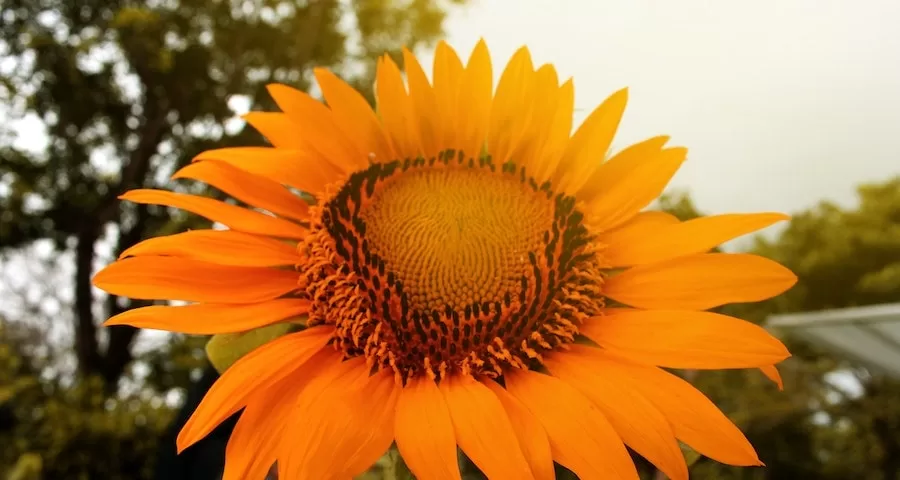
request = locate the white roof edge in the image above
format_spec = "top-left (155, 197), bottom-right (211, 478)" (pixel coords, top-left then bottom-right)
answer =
top-left (766, 302), bottom-right (900, 328)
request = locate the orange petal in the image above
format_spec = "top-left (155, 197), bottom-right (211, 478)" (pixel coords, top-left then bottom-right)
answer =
top-left (759, 364), bottom-right (784, 390)
top-left (504, 369), bottom-right (639, 480)
top-left (242, 111), bottom-right (305, 149)
top-left (517, 65), bottom-right (560, 180)
top-left (403, 47), bottom-right (441, 158)
top-left (578, 135), bottom-right (670, 206)
top-left (172, 160), bottom-right (310, 222)
top-left (603, 253), bottom-right (798, 310)
top-left (488, 47), bottom-right (535, 165)
top-left (456, 40), bottom-right (493, 160)
top-left (604, 213), bottom-right (790, 267)
top-left (440, 375), bottom-right (533, 479)
top-left (280, 354), bottom-right (399, 479)
top-left (568, 346), bottom-right (762, 466)
top-left (193, 147), bottom-right (338, 197)
top-left (267, 83), bottom-right (367, 172)
top-left (481, 379), bottom-right (555, 480)
top-left (93, 257), bottom-right (300, 303)
top-left (581, 309), bottom-right (791, 369)
top-left (120, 189), bottom-right (308, 239)
top-left (432, 40), bottom-right (465, 150)
top-left (555, 88), bottom-right (629, 195)
top-left (531, 73), bottom-right (574, 184)
top-left (545, 352), bottom-right (688, 480)
top-left (394, 376), bottom-right (461, 480)
top-left (376, 55), bottom-right (421, 159)
top-left (599, 210), bottom-right (680, 249)
top-left (222, 376), bottom-right (306, 480)
top-left (586, 145), bottom-right (685, 232)
top-left (103, 299), bottom-right (309, 334)
top-left (339, 370), bottom-right (400, 477)
top-left (176, 326), bottom-right (332, 452)
top-left (314, 67), bottom-right (395, 163)
top-left (119, 229), bottom-right (300, 267)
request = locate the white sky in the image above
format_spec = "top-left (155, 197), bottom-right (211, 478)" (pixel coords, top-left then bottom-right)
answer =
top-left (435, 0), bottom-right (900, 216)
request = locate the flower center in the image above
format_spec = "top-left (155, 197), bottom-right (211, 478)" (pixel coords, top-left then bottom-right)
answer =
top-left (300, 150), bottom-right (605, 383)
top-left (361, 167), bottom-right (553, 313)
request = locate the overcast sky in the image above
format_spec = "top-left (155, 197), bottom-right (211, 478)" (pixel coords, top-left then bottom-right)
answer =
top-left (431, 0), bottom-right (900, 216)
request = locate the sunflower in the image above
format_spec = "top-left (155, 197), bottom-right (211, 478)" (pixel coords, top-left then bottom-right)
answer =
top-left (93, 40), bottom-right (796, 480)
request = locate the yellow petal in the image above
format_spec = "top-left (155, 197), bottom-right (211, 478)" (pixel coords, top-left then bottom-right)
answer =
top-left (488, 47), bottom-right (535, 165)
top-left (759, 364), bottom-right (784, 390)
top-left (578, 135), bottom-right (670, 206)
top-left (314, 67), bottom-right (395, 163)
top-left (598, 211), bottom-right (680, 251)
top-left (103, 299), bottom-right (309, 334)
top-left (403, 47), bottom-right (441, 158)
top-left (242, 111), bottom-right (305, 149)
top-left (280, 354), bottom-right (398, 479)
top-left (92, 257), bottom-right (300, 303)
top-left (587, 144), bottom-right (685, 232)
top-left (505, 369), bottom-right (639, 480)
top-left (530, 73), bottom-right (574, 183)
top-left (172, 160), bottom-right (310, 222)
top-left (514, 64), bottom-right (558, 179)
top-left (481, 379), bottom-right (557, 480)
top-left (394, 376), bottom-right (461, 480)
top-left (554, 88), bottom-right (629, 195)
top-left (376, 55), bottom-right (421, 159)
top-left (568, 346), bottom-right (762, 466)
top-left (432, 41), bottom-right (465, 150)
top-left (456, 40), bottom-right (493, 160)
top-left (582, 308), bottom-right (791, 369)
top-left (193, 147), bottom-right (338, 198)
top-left (603, 253), bottom-right (798, 310)
top-left (545, 351), bottom-right (688, 480)
top-left (222, 376), bottom-right (305, 480)
top-left (440, 375), bottom-right (533, 479)
top-left (176, 326), bottom-right (332, 452)
top-left (267, 83), bottom-right (367, 172)
top-left (339, 370), bottom-right (400, 477)
top-left (119, 229), bottom-right (300, 267)
top-left (120, 189), bottom-right (308, 239)
top-left (604, 213), bottom-right (790, 267)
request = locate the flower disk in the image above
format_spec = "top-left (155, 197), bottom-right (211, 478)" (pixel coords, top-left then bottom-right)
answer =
top-left (304, 152), bottom-right (603, 381)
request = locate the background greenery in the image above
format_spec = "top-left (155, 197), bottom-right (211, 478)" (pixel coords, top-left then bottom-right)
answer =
top-left (1, 0), bottom-right (898, 478)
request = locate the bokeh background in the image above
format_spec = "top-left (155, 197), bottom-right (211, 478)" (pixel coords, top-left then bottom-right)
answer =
top-left (1, 0), bottom-right (899, 479)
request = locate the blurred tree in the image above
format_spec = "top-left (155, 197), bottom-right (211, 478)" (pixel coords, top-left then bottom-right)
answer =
top-left (0, 0), bottom-right (466, 389)
top-left (675, 176), bottom-right (900, 479)
top-left (0, 0), bottom-right (467, 477)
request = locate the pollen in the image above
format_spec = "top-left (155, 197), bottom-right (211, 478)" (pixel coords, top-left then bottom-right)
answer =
top-left (299, 150), bottom-right (606, 383)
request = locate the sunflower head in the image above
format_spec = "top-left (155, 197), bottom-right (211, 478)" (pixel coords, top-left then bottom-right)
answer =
top-left (94, 40), bottom-right (796, 480)
top-left (304, 145), bottom-right (605, 382)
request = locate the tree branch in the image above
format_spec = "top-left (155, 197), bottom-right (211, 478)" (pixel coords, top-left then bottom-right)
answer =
top-left (73, 228), bottom-right (103, 377)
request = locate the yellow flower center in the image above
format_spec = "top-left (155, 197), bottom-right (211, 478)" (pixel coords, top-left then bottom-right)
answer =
top-left (361, 167), bottom-right (553, 313)
top-left (300, 150), bottom-right (605, 383)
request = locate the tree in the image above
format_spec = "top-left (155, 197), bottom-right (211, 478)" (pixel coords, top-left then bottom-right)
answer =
top-left (0, 0), bottom-right (466, 391)
top-left (680, 176), bottom-right (900, 479)
top-left (0, 0), bottom-right (467, 477)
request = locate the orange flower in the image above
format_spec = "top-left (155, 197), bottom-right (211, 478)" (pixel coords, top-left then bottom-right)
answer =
top-left (93, 41), bottom-right (796, 480)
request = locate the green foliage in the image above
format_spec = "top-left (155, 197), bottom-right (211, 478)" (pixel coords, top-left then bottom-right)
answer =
top-left (662, 176), bottom-right (900, 480)
top-left (0, 0), bottom-right (466, 477)
top-left (206, 322), bottom-right (298, 373)
top-left (0, 324), bottom-right (175, 479)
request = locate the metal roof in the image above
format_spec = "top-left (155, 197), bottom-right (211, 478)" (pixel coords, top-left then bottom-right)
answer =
top-left (766, 303), bottom-right (900, 379)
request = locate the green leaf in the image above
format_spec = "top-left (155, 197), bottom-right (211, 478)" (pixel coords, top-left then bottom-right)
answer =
top-left (205, 322), bottom-right (299, 374)
top-left (680, 443), bottom-right (702, 468)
